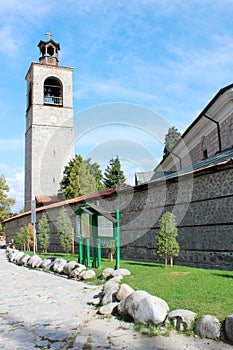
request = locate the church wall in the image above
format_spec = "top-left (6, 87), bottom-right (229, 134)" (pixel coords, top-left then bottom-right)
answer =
top-left (5, 163), bottom-right (233, 270)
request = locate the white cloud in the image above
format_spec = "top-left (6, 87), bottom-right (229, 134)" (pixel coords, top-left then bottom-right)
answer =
top-left (0, 26), bottom-right (19, 57)
top-left (0, 164), bottom-right (9, 173)
top-left (0, 0), bottom-right (54, 58)
top-left (74, 77), bottom-right (155, 101)
top-left (0, 0), bottom-right (52, 17)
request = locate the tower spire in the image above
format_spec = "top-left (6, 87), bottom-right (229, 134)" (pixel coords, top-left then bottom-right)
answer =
top-left (38, 34), bottom-right (60, 66)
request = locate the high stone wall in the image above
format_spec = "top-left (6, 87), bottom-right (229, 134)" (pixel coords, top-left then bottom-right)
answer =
top-left (4, 163), bottom-right (233, 269)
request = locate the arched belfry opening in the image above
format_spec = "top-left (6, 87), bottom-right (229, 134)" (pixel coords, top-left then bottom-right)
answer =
top-left (44, 77), bottom-right (63, 106)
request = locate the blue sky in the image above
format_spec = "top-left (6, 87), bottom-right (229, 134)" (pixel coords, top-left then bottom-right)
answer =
top-left (1, 0), bottom-right (233, 212)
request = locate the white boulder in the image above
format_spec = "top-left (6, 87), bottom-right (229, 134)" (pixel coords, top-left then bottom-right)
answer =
top-left (98, 302), bottom-right (118, 316)
top-left (63, 261), bottom-right (79, 276)
top-left (167, 309), bottom-right (197, 330)
top-left (8, 250), bottom-right (20, 262)
top-left (15, 251), bottom-right (25, 264)
top-left (18, 253), bottom-right (31, 266)
top-left (118, 290), bottom-right (169, 325)
top-left (118, 290), bottom-right (150, 317)
top-left (225, 314), bottom-right (233, 342)
top-left (79, 269), bottom-right (96, 280)
top-left (52, 258), bottom-right (67, 273)
top-left (111, 268), bottom-right (131, 278)
top-left (102, 279), bottom-right (120, 305)
top-left (195, 315), bottom-right (220, 339)
top-left (40, 258), bottom-right (55, 270)
top-left (69, 263), bottom-right (86, 278)
top-left (116, 283), bottom-right (134, 301)
top-left (6, 248), bottom-right (17, 261)
top-left (28, 255), bottom-right (43, 268)
top-left (102, 267), bottom-right (115, 278)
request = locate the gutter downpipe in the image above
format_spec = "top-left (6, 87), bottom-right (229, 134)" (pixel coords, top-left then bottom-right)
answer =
top-left (203, 114), bottom-right (222, 153)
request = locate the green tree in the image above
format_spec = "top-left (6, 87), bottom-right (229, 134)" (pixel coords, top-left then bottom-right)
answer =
top-left (78, 162), bottom-right (97, 196)
top-left (60, 155), bottom-right (98, 199)
top-left (14, 226), bottom-right (28, 250)
top-left (56, 207), bottom-right (73, 253)
top-left (38, 213), bottom-right (50, 253)
top-left (163, 126), bottom-right (181, 158)
top-left (27, 223), bottom-right (35, 251)
top-left (156, 212), bottom-right (180, 267)
top-left (84, 158), bottom-right (104, 191)
top-left (103, 156), bottom-right (126, 188)
top-left (0, 175), bottom-right (15, 234)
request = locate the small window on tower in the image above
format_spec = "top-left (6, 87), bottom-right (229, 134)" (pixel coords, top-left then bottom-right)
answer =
top-left (44, 77), bottom-right (63, 106)
top-left (203, 149), bottom-right (208, 159)
top-left (28, 82), bottom-right (32, 108)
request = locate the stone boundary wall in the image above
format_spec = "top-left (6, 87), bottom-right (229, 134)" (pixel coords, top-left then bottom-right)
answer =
top-left (4, 163), bottom-right (233, 270)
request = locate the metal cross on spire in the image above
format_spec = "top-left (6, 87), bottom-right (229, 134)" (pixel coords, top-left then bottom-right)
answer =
top-left (45, 31), bottom-right (53, 41)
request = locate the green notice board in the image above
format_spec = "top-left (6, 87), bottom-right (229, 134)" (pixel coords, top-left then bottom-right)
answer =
top-left (75, 202), bottom-right (120, 269)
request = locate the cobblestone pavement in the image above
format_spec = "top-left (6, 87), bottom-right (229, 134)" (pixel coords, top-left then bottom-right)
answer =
top-left (1, 250), bottom-right (233, 350)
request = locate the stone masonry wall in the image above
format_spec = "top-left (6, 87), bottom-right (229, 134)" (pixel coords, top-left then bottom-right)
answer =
top-left (4, 163), bottom-right (233, 270)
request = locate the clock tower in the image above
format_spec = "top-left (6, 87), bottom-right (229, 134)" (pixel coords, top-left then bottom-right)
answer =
top-left (25, 34), bottom-right (74, 211)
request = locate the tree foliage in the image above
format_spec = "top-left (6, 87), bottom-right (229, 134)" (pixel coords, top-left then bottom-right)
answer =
top-left (27, 223), bottom-right (35, 251)
top-left (163, 126), bottom-right (181, 158)
top-left (156, 212), bottom-right (180, 267)
top-left (103, 156), bottom-right (126, 188)
top-left (84, 158), bottom-right (104, 191)
top-left (0, 175), bottom-right (15, 234)
top-left (78, 162), bottom-right (97, 196)
top-left (14, 226), bottom-right (28, 250)
top-left (60, 155), bottom-right (98, 199)
top-left (56, 207), bottom-right (73, 254)
top-left (38, 213), bottom-right (50, 253)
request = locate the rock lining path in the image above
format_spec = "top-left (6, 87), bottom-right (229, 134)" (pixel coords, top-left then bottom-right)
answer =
top-left (0, 250), bottom-right (232, 349)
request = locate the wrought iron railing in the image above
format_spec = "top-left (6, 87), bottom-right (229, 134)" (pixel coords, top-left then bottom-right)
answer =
top-left (44, 96), bottom-right (62, 105)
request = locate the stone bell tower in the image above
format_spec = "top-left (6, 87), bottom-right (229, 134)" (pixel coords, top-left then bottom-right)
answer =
top-left (24, 33), bottom-right (74, 211)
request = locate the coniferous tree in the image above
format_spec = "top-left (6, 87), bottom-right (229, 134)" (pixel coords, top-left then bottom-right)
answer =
top-left (156, 212), bottom-right (180, 267)
top-left (163, 126), bottom-right (181, 158)
top-left (60, 155), bottom-right (99, 199)
top-left (84, 158), bottom-right (104, 191)
top-left (0, 175), bottom-right (15, 234)
top-left (103, 156), bottom-right (126, 188)
top-left (56, 207), bottom-right (73, 254)
top-left (78, 162), bottom-right (97, 196)
top-left (60, 155), bottom-right (83, 199)
top-left (38, 213), bottom-right (50, 253)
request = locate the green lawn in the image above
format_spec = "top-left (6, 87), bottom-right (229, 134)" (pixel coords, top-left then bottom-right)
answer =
top-left (27, 251), bottom-right (233, 322)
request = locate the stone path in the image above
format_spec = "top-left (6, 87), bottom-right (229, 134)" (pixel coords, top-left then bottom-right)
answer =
top-left (0, 250), bottom-right (233, 349)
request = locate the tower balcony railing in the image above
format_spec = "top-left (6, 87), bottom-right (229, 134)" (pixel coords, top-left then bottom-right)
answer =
top-left (44, 96), bottom-right (63, 106)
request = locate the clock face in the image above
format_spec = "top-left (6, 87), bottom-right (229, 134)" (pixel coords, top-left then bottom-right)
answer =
top-left (50, 115), bottom-right (58, 124)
